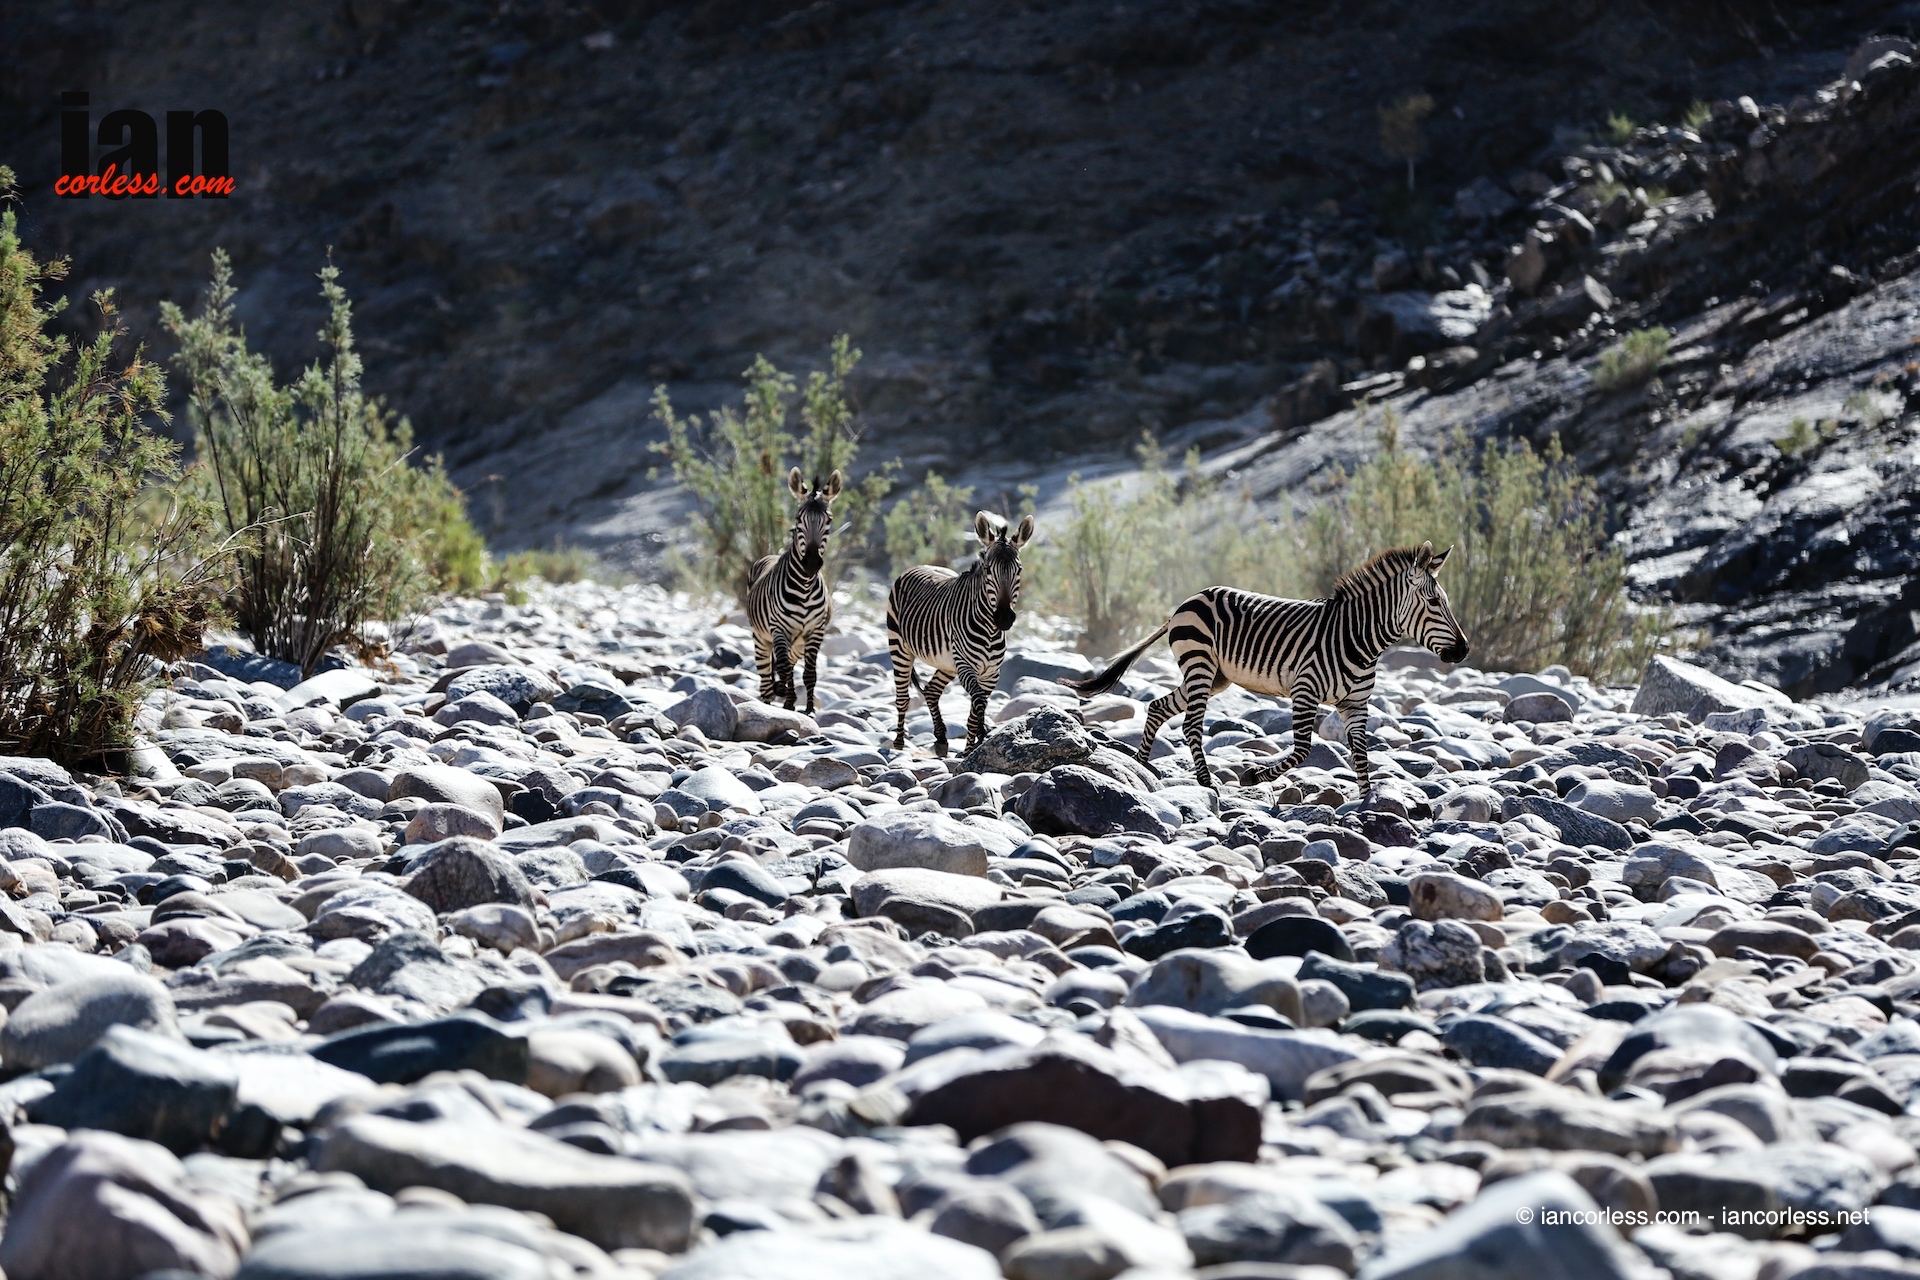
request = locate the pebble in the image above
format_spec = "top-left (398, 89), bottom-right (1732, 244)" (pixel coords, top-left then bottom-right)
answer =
top-left (3, 585), bottom-right (1920, 1276)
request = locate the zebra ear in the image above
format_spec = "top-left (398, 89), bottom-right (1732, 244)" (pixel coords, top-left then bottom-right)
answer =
top-left (824, 469), bottom-right (844, 500)
top-left (1429, 545), bottom-right (1453, 574)
top-left (974, 511), bottom-right (1000, 545)
top-left (788, 468), bottom-right (806, 501)
top-left (1008, 514), bottom-right (1035, 548)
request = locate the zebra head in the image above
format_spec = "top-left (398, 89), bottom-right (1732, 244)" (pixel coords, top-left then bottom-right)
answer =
top-left (1406, 541), bottom-right (1470, 663)
top-left (973, 511), bottom-right (1035, 632)
top-left (786, 467), bottom-right (843, 576)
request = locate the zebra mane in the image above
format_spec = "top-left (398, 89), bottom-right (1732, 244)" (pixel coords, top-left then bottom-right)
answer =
top-left (1329, 545), bottom-right (1427, 600)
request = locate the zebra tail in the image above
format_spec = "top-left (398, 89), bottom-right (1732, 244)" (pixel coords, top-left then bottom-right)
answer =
top-left (1058, 618), bottom-right (1172, 698)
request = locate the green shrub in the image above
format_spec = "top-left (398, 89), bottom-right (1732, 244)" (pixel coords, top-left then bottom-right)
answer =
top-left (1843, 389), bottom-right (1891, 430)
top-left (1032, 410), bottom-right (1666, 680)
top-left (1378, 92), bottom-right (1434, 191)
top-left (1682, 99), bottom-right (1713, 132)
top-left (1773, 416), bottom-right (1837, 458)
top-left (162, 251), bottom-right (485, 675)
top-left (1592, 326), bottom-right (1671, 393)
top-left (652, 335), bottom-right (894, 599)
top-left (1606, 111), bottom-right (1637, 144)
top-left (1028, 436), bottom-right (1242, 655)
top-left (884, 470), bottom-right (976, 573)
top-left (491, 543), bottom-right (623, 602)
top-left (1296, 414), bottom-right (1666, 679)
top-left (0, 170), bottom-right (215, 765)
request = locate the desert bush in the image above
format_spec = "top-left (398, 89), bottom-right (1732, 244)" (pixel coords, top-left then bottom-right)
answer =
top-left (884, 470), bottom-right (976, 573)
top-left (1295, 414), bottom-right (1666, 679)
top-left (1378, 92), bottom-right (1434, 191)
top-left (1028, 436), bottom-right (1240, 655)
top-left (0, 170), bottom-right (215, 765)
top-left (1592, 326), bottom-right (1671, 393)
top-left (490, 542), bottom-right (622, 602)
top-left (1773, 416), bottom-right (1837, 458)
top-left (1683, 99), bottom-right (1713, 132)
top-left (652, 335), bottom-right (893, 598)
top-left (163, 251), bottom-right (486, 675)
top-left (1034, 411), bottom-right (1665, 680)
top-left (1606, 111), bottom-right (1638, 144)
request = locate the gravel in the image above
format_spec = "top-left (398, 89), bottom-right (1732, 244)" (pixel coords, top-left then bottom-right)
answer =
top-left (1, 581), bottom-right (1919, 1280)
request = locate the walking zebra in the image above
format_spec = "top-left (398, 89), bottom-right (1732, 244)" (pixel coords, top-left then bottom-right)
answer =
top-left (888, 511), bottom-right (1036, 756)
top-left (1060, 542), bottom-right (1469, 792)
top-left (746, 468), bottom-right (842, 714)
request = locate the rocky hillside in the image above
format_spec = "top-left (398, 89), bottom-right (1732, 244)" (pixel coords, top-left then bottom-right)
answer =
top-left (3, 0), bottom-right (1919, 687)
top-left (1176, 33), bottom-right (1920, 700)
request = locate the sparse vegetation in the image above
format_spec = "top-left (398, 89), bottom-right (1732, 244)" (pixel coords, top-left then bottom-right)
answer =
top-left (1606, 110), bottom-right (1637, 144)
top-left (0, 170), bottom-right (216, 765)
top-left (1683, 99), bottom-right (1713, 132)
top-left (884, 470), bottom-right (976, 573)
top-left (1378, 93), bottom-right (1435, 191)
top-left (1593, 326), bottom-right (1672, 393)
top-left (1296, 413), bottom-right (1667, 680)
top-left (163, 251), bottom-right (487, 675)
top-left (1844, 389), bottom-right (1891, 430)
top-left (1032, 411), bottom-right (1665, 680)
top-left (489, 542), bottom-right (621, 603)
top-left (652, 336), bottom-right (893, 599)
top-left (1773, 416), bottom-right (1838, 458)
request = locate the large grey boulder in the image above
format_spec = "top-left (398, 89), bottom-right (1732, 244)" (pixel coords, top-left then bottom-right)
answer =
top-left (317, 1114), bottom-right (697, 1252)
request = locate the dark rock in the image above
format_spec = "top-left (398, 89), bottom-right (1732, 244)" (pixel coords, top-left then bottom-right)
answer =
top-left (1246, 915), bottom-right (1354, 962)
top-left (1298, 952), bottom-right (1415, 1011)
top-left (402, 836), bottom-right (536, 913)
top-left (310, 1014), bottom-right (530, 1085)
top-left (1011, 764), bottom-right (1177, 839)
top-left (1597, 1004), bottom-right (1779, 1093)
top-left (959, 707), bottom-right (1096, 775)
top-left (901, 1034), bottom-right (1259, 1167)
top-left (1504, 795), bottom-right (1633, 851)
top-left (1441, 1015), bottom-right (1562, 1075)
top-left (1178, 1187), bottom-right (1361, 1271)
top-left (28, 1025), bottom-right (237, 1154)
top-left (1122, 909), bottom-right (1233, 960)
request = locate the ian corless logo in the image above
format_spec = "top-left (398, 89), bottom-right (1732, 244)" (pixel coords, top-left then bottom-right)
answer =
top-left (55, 91), bottom-right (233, 199)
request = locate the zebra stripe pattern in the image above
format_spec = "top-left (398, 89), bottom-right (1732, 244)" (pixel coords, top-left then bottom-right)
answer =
top-left (1061, 542), bottom-right (1470, 792)
top-left (746, 468), bottom-right (842, 714)
top-left (888, 511), bottom-right (1036, 757)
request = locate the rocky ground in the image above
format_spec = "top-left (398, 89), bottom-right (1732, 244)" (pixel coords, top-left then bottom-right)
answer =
top-left (2, 585), bottom-right (1920, 1278)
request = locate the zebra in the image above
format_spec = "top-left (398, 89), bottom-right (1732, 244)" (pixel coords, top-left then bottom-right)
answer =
top-left (746, 468), bottom-right (842, 714)
top-left (1060, 542), bottom-right (1469, 793)
top-left (888, 511), bottom-right (1036, 757)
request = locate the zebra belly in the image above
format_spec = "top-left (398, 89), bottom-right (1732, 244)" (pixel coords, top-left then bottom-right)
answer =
top-left (1214, 654), bottom-right (1293, 698)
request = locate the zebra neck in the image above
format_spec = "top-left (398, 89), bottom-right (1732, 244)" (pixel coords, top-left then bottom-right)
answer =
top-left (1326, 589), bottom-right (1404, 664)
top-left (955, 563), bottom-right (996, 622)
top-left (779, 548), bottom-right (822, 589)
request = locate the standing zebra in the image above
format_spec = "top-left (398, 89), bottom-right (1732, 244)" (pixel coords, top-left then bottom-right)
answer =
top-left (1060, 542), bottom-right (1469, 792)
top-left (746, 468), bottom-right (842, 714)
top-left (888, 511), bottom-right (1036, 756)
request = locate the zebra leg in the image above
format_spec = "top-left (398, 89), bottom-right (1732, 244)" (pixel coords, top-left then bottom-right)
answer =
top-left (1139, 688), bottom-right (1186, 766)
top-left (771, 631), bottom-right (796, 708)
top-left (801, 632), bottom-right (824, 717)
top-left (923, 672), bottom-right (954, 757)
top-left (1341, 696), bottom-right (1372, 797)
top-left (753, 634), bottom-right (776, 703)
top-left (965, 688), bottom-right (989, 756)
top-left (1176, 658), bottom-right (1218, 787)
top-left (891, 646), bottom-right (914, 750)
top-left (1182, 695), bottom-right (1212, 789)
